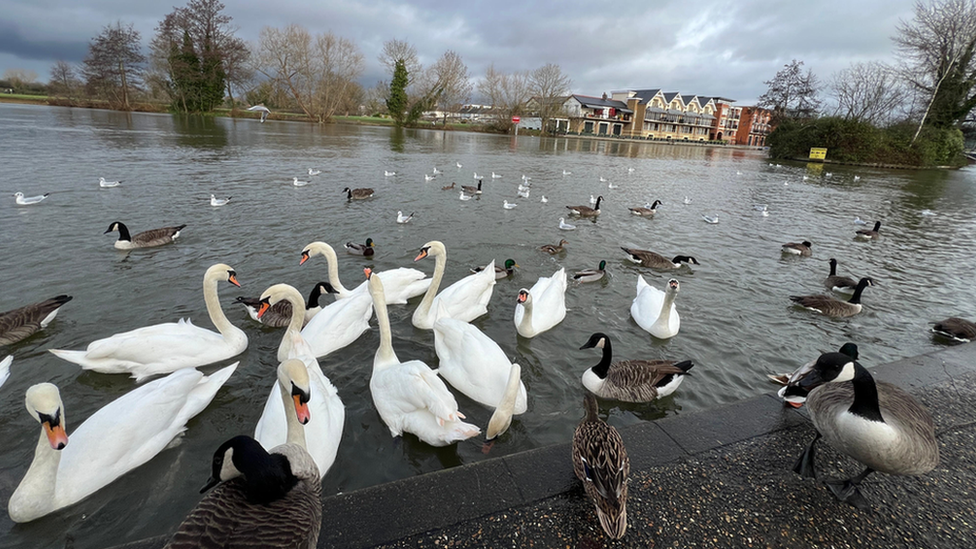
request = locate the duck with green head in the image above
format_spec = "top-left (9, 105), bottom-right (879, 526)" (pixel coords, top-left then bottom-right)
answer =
top-left (345, 238), bottom-right (375, 256)
top-left (573, 260), bottom-right (607, 283)
top-left (471, 259), bottom-right (519, 279)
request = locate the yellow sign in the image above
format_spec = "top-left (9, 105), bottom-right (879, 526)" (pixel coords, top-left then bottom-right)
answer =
top-left (809, 147), bottom-right (827, 160)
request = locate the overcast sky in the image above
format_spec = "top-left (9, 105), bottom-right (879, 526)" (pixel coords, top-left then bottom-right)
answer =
top-left (0, 0), bottom-right (919, 105)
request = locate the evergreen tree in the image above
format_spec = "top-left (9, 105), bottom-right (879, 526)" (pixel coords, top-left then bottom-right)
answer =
top-left (387, 60), bottom-right (409, 126)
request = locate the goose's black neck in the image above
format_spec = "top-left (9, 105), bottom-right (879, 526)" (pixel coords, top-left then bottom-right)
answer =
top-left (872, 221), bottom-right (882, 231)
top-left (848, 279), bottom-right (871, 304)
top-left (828, 260), bottom-right (837, 276)
top-left (116, 222), bottom-right (131, 241)
top-left (594, 196), bottom-right (603, 210)
top-left (306, 284), bottom-right (325, 308)
top-left (591, 337), bottom-right (613, 379)
top-left (848, 362), bottom-right (884, 422)
top-left (241, 452), bottom-right (299, 505)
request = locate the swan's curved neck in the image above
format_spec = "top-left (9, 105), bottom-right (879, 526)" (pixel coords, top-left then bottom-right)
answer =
top-left (276, 287), bottom-right (309, 363)
top-left (9, 425), bottom-right (62, 521)
top-left (314, 244), bottom-right (351, 297)
top-left (592, 339), bottom-right (613, 379)
top-left (279, 379), bottom-right (308, 449)
top-left (654, 289), bottom-right (676, 328)
top-left (204, 275), bottom-right (242, 341)
top-left (372, 283), bottom-right (399, 368)
top-left (416, 250), bottom-right (447, 319)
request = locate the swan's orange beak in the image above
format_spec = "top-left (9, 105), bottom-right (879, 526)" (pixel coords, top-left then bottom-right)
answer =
top-left (517, 290), bottom-right (528, 304)
top-left (300, 250), bottom-right (310, 265)
top-left (293, 394), bottom-right (310, 424)
top-left (414, 248), bottom-right (429, 261)
top-left (228, 273), bottom-right (241, 288)
top-left (256, 299), bottom-right (271, 319)
top-left (364, 268), bottom-right (372, 279)
top-left (44, 421), bottom-right (68, 450)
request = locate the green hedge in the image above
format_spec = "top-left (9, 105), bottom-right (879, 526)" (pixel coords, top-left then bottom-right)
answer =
top-left (767, 117), bottom-right (966, 167)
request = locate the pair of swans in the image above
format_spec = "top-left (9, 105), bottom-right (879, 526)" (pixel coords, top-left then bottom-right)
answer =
top-left (50, 264), bottom-right (248, 381)
top-left (253, 285), bottom-right (344, 478)
top-left (630, 276), bottom-right (680, 339)
top-left (412, 241), bottom-right (496, 330)
top-left (366, 270), bottom-right (481, 446)
top-left (8, 363), bottom-right (237, 523)
top-left (514, 268), bottom-right (568, 338)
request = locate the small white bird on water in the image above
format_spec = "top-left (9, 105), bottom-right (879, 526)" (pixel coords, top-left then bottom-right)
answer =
top-left (492, 172), bottom-right (503, 179)
top-left (99, 177), bottom-right (121, 188)
top-left (920, 209), bottom-right (936, 216)
top-left (210, 194), bottom-right (231, 206)
top-left (384, 170), bottom-right (397, 177)
top-left (456, 161), bottom-right (463, 169)
top-left (518, 183), bottom-right (530, 192)
top-left (853, 175), bottom-right (861, 181)
top-left (503, 200), bottom-right (518, 209)
top-left (518, 188), bottom-right (530, 199)
top-left (292, 177), bottom-right (309, 187)
top-left (607, 181), bottom-right (618, 189)
top-left (701, 214), bottom-right (719, 224)
top-left (628, 167), bottom-right (635, 173)
top-left (563, 170), bottom-right (572, 176)
top-left (473, 172), bottom-right (481, 180)
top-left (559, 217), bottom-right (576, 230)
top-left (14, 192), bottom-right (49, 205)
top-left (683, 196), bottom-right (692, 205)
top-left (459, 191), bottom-right (472, 201)
top-left (854, 216), bottom-right (868, 225)
top-left (540, 196), bottom-right (548, 203)
top-left (308, 168), bottom-right (321, 176)
top-left (589, 194), bottom-right (597, 205)
top-left (599, 176), bottom-right (607, 182)
top-left (246, 104), bottom-right (270, 122)
top-left (425, 174), bottom-right (435, 181)
top-left (396, 211), bottom-right (414, 223)
top-left (521, 174), bottom-right (531, 181)
top-left (433, 167), bottom-right (442, 175)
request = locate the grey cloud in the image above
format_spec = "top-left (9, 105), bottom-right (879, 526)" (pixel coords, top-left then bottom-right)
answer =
top-left (0, 21), bottom-right (88, 63)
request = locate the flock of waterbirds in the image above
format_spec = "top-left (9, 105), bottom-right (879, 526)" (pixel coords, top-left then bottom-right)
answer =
top-left (3, 157), bottom-right (973, 545)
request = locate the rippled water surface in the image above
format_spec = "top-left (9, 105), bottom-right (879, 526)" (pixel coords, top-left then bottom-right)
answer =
top-left (2, 103), bottom-right (976, 548)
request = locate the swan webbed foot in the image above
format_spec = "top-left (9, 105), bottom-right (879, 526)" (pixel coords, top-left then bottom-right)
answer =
top-left (792, 433), bottom-right (820, 479)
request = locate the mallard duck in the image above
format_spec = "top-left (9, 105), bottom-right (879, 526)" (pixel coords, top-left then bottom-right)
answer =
top-left (855, 220), bottom-right (882, 240)
top-left (573, 261), bottom-right (607, 283)
top-left (471, 259), bottom-right (519, 279)
top-left (461, 179), bottom-right (483, 195)
top-left (104, 221), bottom-right (186, 250)
top-left (345, 238), bottom-right (375, 256)
top-left (567, 196), bottom-right (603, 217)
top-left (572, 394), bottom-right (629, 540)
top-left (342, 187), bottom-right (374, 200)
top-left (579, 332), bottom-right (693, 402)
top-left (441, 182), bottom-right (456, 190)
top-left (789, 277), bottom-right (874, 317)
top-left (931, 317), bottom-right (976, 343)
top-left (770, 342), bottom-right (859, 407)
top-left (162, 436), bottom-right (321, 548)
top-left (621, 247), bottom-right (698, 270)
top-left (0, 295), bottom-right (73, 346)
top-left (628, 200), bottom-right (662, 216)
top-left (236, 282), bottom-right (333, 328)
top-left (540, 239), bottom-right (568, 254)
top-left (782, 241), bottom-right (812, 256)
top-left (790, 351), bottom-right (939, 509)
top-left (824, 258), bottom-right (857, 294)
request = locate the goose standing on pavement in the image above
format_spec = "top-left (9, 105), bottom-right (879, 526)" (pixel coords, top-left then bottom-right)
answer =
top-left (579, 333), bottom-right (693, 402)
top-left (572, 394), bottom-right (629, 540)
top-left (782, 241), bottom-right (813, 256)
top-left (789, 277), bottom-right (874, 318)
top-left (343, 187), bottom-right (374, 200)
top-left (771, 342), bottom-right (859, 407)
top-left (104, 221), bottom-right (186, 250)
top-left (824, 258), bottom-right (857, 294)
top-left (161, 435), bottom-right (321, 549)
top-left (0, 295), bottom-right (73, 346)
top-left (567, 196), bottom-right (603, 217)
top-left (621, 248), bottom-right (698, 270)
top-left (789, 351), bottom-right (939, 509)
top-left (855, 221), bottom-right (882, 240)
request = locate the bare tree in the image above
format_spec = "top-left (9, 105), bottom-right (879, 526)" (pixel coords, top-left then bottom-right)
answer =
top-left (82, 21), bottom-right (146, 109)
top-left (894, 0), bottom-right (976, 141)
top-left (415, 50), bottom-right (472, 124)
top-left (378, 39), bottom-right (421, 84)
top-left (255, 24), bottom-right (364, 122)
top-left (757, 59), bottom-right (822, 122)
top-left (528, 63), bottom-right (572, 134)
top-left (477, 64), bottom-right (531, 131)
top-left (48, 61), bottom-right (80, 98)
top-left (830, 62), bottom-right (905, 125)
top-left (3, 68), bottom-right (39, 91)
top-left (364, 80), bottom-right (389, 115)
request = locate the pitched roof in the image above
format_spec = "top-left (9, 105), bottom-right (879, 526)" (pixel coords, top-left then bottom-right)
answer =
top-left (571, 95), bottom-right (633, 113)
top-left (662, 92), bottom-right (681, 105)
top-left (680, 95), bottom-right (699, 106)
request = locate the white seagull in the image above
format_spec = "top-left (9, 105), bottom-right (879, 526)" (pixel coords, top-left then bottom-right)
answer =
top-left (396, 211), bottom-right (415, 223)
top-left (540, 196), bottom-right (548, 203)
top-left (292, 177), bottom-right (309, 187)
top-left (425, 174), bottom-right (435, 181)
top-left (246, 104), bottom-right (271, 122)
top-left (589, 194), bottom-right (597, 205)
top-left (99, 177), bottom-right (121, 188)
top-left (473, 172), bottom-right (481, 180)
top-left (683, 196), bottom-right (692, 205)
top-left (459, 191), bottom-right (472, 201)
top-left (433, 167), bottom-right (442, 175)
top-left (210, 194), bottom-right (231, 206)
top-left (854, 216), bottom-right (868, 225)
top-left (456, 161), bottom-right (463, 169)
top-left (503, 200), bottom-right (518, 209)
top-left (559, 217), bottom-right (576, 230)
top-left (599, 176), bottom-right (607, 182)
top-left (607, 181), bottom-right (618, 189)
top-left (384, 170), bottom-right (397, 177)
top-left (492, 172), bottom-right (503, 179)
top-left (14, 192), bottom-right (49, 205)
top-left (308, 168), bottom-right (321, 176)
top-left (701, 214), bottom-right (719, 224)
top-left (562, 170), bottom-right (572, 176)
top-left (521, 174), bottom-right (531, 181)
top-left (628, 167), bottom-right (635, 173)
top-left (518, 188), bottom-right (530, 199)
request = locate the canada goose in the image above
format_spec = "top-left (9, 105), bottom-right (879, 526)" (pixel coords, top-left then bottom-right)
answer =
top-left (579, 332), bottom-right (693, 402)
top-left (573, 260), bottom-right (607, 283)
top-left (163, 436), bottom-right (321, 548)
top-left (345, 238), bottom-right (375, 256)
top-left (782, 241), bottom-right (812, 256)
top-left (789, 277), bottom-right (874, 317)
top-left (567, 196), bottom-right (603, 217)
top-left (790, 351), bottom-right (939, 509)
top-left (628, 200), bottom-right (662, 216)
top-left (342, 187), bottom-right (374, 200)
top-left (461, 179), bottom-right (483, 195)
top-left (471, 259), bottom-right (519, 279)
top-left (236, 282), bottom-right (333, 328)
top-left (770, 342), bottom-right (859, 407)
top-left (540, 239), bottom-right (568, 254)
top-left (572, 394), bottom-right (629, 540)
top-left (14, 192), bottom-right (49, 205)
top-left (620, 247), bottom-right (698, 270)
top-left (246, 104), bottom-right (271, 122)
top-left (855, 221), bottom-right (882, 240)
top-left (0, 295), bottom-right (73, 346)
top-left (104, 221), bottom-right (186, 250)
top-left (824, 258), bottom-right (857, 294)
top-left (931, 317), bottom-right (976, 343)
top-left (441, 182), bottom-right (456, 190)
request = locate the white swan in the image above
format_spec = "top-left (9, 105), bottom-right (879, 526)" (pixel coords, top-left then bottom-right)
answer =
top-left (300, 241), bottom-right (430, 304)
top-left (8, 363), bottom-right (237, 523)
top-left (253, 284), bottom-right (344, 478)
top-left (50, 264), bottom-right (248, 381)
top-left (485, 363), bottom-right (524, 441)
top-left (0, 355), bottom-right (11, 388)
top-left (514, 268), bottom-right (568, 338)
top-left (412, 241), bottom-right (496, 330)
top-left (433, 308), bottom-right (528, 413)
top-left (631, 276), bottom-right (680, 339)
top-left (366, 269), bottom-right (480, 446)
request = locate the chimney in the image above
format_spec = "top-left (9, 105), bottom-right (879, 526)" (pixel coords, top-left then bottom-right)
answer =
top-left (602, 92), bottom-right (607, 100)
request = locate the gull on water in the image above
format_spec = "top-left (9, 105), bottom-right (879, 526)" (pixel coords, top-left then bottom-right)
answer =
top-left (521, 174), bottom-right (531, 181)
top-left (99, 177), bottom-right (121, 188)
top-left (492, 172), bottom-right (503, 179)
top-left (854, 216), bottom-right (868, 225)
top-left (540, 196), bottom-right (548, 203)
top-left (683, 196), bottom-right (692, 205)
top-left (14, 192), bottom-right (49, 205)
top-left (920, 209), bottom-right (936, 216)
top-left (589, 194), bottom-right (597, 205)
top-left (308, 168), bottom-right (321, 176)
top-left (607, 181), bottom-right (618, 189)
top-left (433, 167), bottom-right (442, 175)
top-left (628, 167), bottom-right (635, 173)
top-left (473, 172), bottom-right (481, 179)
top-left (210, 194), bottom-right (231, 206)
top-left (246, 104), bottom-right (270, 122)
top-left (518, 189), bottom-right (530, 199)
top-left (599, 176), bottom-right (607, 182)
top-left (459, 191), bottom-right (472, 201)
top-left (425, 174), bottom-right (435, 181)
top-left (518, 183), bottom-right (531, 192)
top-left (292, 177), bottom-right (309, 187)
top-left (563, 170), bottom-right (572, 176)
top-left (701, 214), bottom-right (719, 224)
top-left (396, 211), bottom-right (415, 223)
top-left (503, 200), bottom-right (518, 209)
top-left (384, 170), bottom-right (397, 177)
top-left (559, 217), bottom-right (576, 230)
top-left (456, 161), bottom-right (463, 169)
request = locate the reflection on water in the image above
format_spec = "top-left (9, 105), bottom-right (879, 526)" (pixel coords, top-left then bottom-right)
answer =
top-left (1, 103), bottom-right (975, 549)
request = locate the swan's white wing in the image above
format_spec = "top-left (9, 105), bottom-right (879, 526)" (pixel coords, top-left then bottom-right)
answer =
top-left (533, 268), bottom-right (568, 330)
top-left (433, 319), bottom-right (527, 412)
top-left (431, 261), bottom-right (496, 323)
top-left (301, 292), bottom-right (373, 359)
top-left (630, 276), bottom-right (678, 334)
top-left (81, 320), bottom-right (229, 362)
top-left (375, 268), bottom-right (431, 304)
top-left (0, 355), bottom-right (11, 388)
